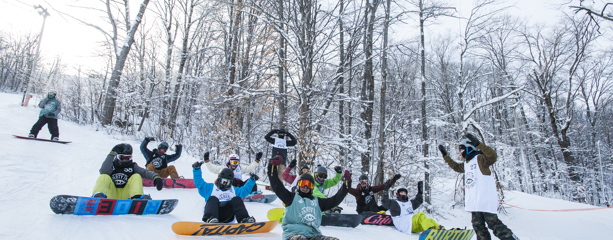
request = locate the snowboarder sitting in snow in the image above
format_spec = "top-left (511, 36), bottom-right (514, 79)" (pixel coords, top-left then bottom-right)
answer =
top-left (28, 90), bottom-right (61, 141)
top-left (192, 161), bottom-right (257, 223)
top-left (92, 143), bottom-right (164, 200)
top-left (438, 133), bottom-right (519, 240)
top-left (203, 151), bottom-right (262, 193)
top-left (350, 173), bottom-right (401, 214)
top-left (264, 128), bottom-right (297, 180)
top-left (268, 156), bottom-right (351, 240)
top-left (311, 164), bottom-right (344, 213)
top-left (382, 180), bottom-right (443, 233)
top-left (282, 159), bottom-right (311, 191)
top-left (140, 137), bottom-right (182, 179)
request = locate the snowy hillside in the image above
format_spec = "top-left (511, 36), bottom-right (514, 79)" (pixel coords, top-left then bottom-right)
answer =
top-left (1, 92), bottom-right (612, 240)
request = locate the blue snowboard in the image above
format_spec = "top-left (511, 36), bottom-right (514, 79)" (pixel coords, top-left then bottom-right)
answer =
top-left (50, 195), bottom-right (178, 215)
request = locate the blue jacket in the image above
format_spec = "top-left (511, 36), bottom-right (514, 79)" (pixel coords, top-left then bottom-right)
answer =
top-left (193, 168), bottom-right (255, 204)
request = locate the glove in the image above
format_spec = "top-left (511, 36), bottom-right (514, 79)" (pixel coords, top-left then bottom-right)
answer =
top-left (250, 173), bottom-right (260, 181)
top-left (154, 177), bottom-right (164, 191)
top-left (145, 137), bottom-right (155, 142)
top-left (392, 174), bottom-right (401, 182)
top-left (384, 179), bottom-right (392, 190)
top-left (417, 181), bottom-right (424, 194)
top-left (176, 144), bottom-right (182, 149)
top-left (255, 152), bottom-right (263, 163)
top-left (44, 112), bottom-right (56, 118)
top-left (438, 145), bottom-right (448, 157)
top-left (334, 166), bottom-right (342, 174)
top-left (343, 170), bottom-right (351, 181)
top-left (203, 152), bottom-right (210, 163)
top-left (192, 161), bottom-right (203, 170)
top-left (270, 155), bottom-right (283, 165)
top-left (465, 133), bottom-right (480, 147)
top-left (289, 159), bottom-right (297, 168)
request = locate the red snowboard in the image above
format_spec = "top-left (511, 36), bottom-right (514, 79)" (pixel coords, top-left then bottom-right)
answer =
top-left (143, 178), bottom-right (196, 189)
top-left (13, 135), bottom-right (71, 144)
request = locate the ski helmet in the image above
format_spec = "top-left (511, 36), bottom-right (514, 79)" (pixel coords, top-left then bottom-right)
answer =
top-left (396, 188), bottom-right (409, 202)
top-left (278, 128), bottom-right (286, 138)
top-left (458, 138), bottom-right (476, 158)
top-left (112, 143), bottom-right (133, 167)
top-left (158, 142), bottom-right (169, 151)
top-left (314, 166), bottom-right (328, 184)
top-left (216, 168), bottom-right (234, 190)
top-left (297, 173), bottom-right (315, 197)
top-left (229, 154), bottom-right (240, 161)
top-left (112, 143), bottom-right (133, 155)
top-left (300, 165), bottom-right (311, 174)
top-left (48, 90), bottom-right (57, 99)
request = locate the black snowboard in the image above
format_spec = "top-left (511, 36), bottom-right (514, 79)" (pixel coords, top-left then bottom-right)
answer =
top-left (13, 135), bottom-right (71, 144)
top-left (320, 213), bottom-right (362, 228)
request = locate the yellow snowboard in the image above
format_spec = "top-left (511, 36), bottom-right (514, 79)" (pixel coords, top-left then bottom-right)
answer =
top-left (171, 221), bottom-right (279, 236)
top-left (267, 207), bottom-right (285, 224)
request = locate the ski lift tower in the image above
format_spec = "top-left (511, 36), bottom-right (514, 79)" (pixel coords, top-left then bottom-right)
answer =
top-left (21, 5), bottom-right (50, 107)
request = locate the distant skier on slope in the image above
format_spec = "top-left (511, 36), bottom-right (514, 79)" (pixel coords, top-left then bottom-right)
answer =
top-left (438, 133), bottom-right (519, 240)
top-left (140, 137), bottom-right (182, 179)
top-left (92, 143), bottom-right (164, 200)
top-left (192, 161), bottom-right (257, 223)
top-left (28, 90), bottom-right (61, 141)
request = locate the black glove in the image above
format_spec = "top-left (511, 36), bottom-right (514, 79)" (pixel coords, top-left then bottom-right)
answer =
top-left (334, 166), bottom-right (342, 173)
top-left (255, 152), bottom-right (263, 160)
top-left (289, 159), bottom-right (297, 168)
top-left (154, 177), bottom-right (164, 191)
top-left (250, 173), bottom-right (260, 181)
top-left (438, 145), bottom-right (448, 156)
top-left (176, 144), bottom-right (182, 149)
top-left (392, 174), bottom-right (401, 182)
top-left (384, 179), bottom-right (392, 190)
top-left (203, 152), bottom-right (210, 163)
top-left (192, 161), bottom-right (203, 170)
top-left (417, 181), bottom-right (423, 194)
top-left (44, 112), bottom-right (56, 118)
top-left (465, 133), bottom-right (480, 147)
top-left (145, 137), bottom-right (155, 142)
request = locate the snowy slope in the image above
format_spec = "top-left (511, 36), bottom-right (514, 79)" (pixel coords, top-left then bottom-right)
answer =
top-left (1, 92), bottom-right (612, 240)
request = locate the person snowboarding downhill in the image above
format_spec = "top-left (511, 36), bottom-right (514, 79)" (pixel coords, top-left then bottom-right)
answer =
top-left (192, 161), bottom-right (258, 223)
top-left (438, 133), bottom-right (519, 240)
top-left (92, 143), bottom-right (164, 200)
top-left (28, 90), bottom-right (61, 141)
top-left (140, 137), bottom-right (182, 178)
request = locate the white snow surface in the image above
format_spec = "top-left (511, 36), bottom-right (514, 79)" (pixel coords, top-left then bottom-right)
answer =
top-left (1, 92), bottom-right (612, 240)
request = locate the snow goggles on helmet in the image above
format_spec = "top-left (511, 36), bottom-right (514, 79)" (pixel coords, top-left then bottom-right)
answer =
top-left (297, 179), bottom-right (314, 189)
top-left (230, 160), bottom-right (239, 165)
top-left (218, 178), bottom-right (232, 187)
top-left (316, 172), bottom-right (327, 179)
top-left (117, 154), bottom-right (132, 161)
top-left (360, 179), bottom-right (368, 185)
top-left (300, 168), bottom-right (311, 174)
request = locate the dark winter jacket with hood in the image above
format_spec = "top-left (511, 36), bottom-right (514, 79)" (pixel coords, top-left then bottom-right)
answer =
top-left (140, 139), bottom-right (182, 170)
top-left (349, 178), bottom-right (398, 210)
top-left (99, 152), bottom-right (160, 188)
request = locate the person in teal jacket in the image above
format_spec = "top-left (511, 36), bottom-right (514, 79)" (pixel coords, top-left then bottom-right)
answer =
top-left (29, 90), bottom-right (61, 141)
top-left (269, 156), bottom-right (351, 240)
top-left (192, 161), bottom-right (257, 223)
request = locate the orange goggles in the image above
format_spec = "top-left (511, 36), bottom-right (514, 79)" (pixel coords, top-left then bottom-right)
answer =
top-left (230, 160), bottom-right (239, 165)
top-left (297, 179), bottom-right (314, 189)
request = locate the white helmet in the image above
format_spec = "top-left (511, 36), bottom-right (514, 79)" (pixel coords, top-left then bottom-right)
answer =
top-left (229, 154), bottom-right (240, 161)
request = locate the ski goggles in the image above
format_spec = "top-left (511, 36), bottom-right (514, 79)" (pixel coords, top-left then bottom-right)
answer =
top-left (316, 172), bottom-right (327, 179)
top-left (360, 179), bottom-right (368, 185)
top-left (117, 154), bottom-right (132, 161)
top-left (230, 160), bottom-right (239, 165)
top-left (300, 168), bottom-right (311, 174)
top-left (297, 179), bottom-right (314, 189)
top-left (218, 178), bottom-right (232, 187)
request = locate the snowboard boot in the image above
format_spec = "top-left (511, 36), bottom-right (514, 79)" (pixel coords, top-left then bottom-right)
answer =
top-left (429, 225), bottom-right (445, 230)
top-left (28, 134), bottom-right (35, 138)
top-left (206, 218), bottom-right (219, 223)
top-left (330, 206), bottom-right (343, 214)
top-left (52, 137), bottom-right (59, 141)
top-left (377, 210), bottom-right (387, 214)
top-left (240, 216), bottom-right (256, 223)
top-left (92, 192), bottom-right (107, 198)
top-left (131, 194), bottom-right (152, 200)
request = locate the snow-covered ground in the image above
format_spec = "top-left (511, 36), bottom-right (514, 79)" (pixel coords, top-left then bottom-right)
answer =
top-left (1, 92), bottom-right (612, 240)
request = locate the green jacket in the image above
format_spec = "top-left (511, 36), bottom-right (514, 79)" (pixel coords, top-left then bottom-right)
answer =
top-left (312, 172), bottom-right (342, 198)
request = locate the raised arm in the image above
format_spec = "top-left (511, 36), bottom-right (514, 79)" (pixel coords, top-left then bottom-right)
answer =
top-left (282, 165), bottom-right (297, 184)
top-left (204, 161), bottom-right (225, 174)
top-left (318, 171), bottom-right (351, 211)
top-left (140, 139), bottom-right (153, 162)
top-left (268, 160), bottom-right (295, 206)
top-left (264, 129), bottom-right (277, 144)
top-left (285, 132), bottom-right (298, 146)
top-left (166, 144), bottom-right (182, 163)
top-left (381, 182), bottom-right (401, 216)
top-left (410, 181), bottom-right (424, 210)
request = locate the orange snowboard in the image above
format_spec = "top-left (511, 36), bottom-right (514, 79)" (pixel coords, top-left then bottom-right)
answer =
top-left (171, 220), bottom-right (279, 236)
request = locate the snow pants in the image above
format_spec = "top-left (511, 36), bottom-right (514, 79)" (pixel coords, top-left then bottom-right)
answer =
top-left (471, 212), bottom-right (516, 240)
top-left (202, 196), bottom-right (250, 223)
top-left (91, 174), bottom-right (144, 199)
top-left (286, 234), bottom-right (339, 240)
top-left (30, 116), bottom-right (59, 139)
top-left (411, 212), bottom-right (441, 233)
top-left (146, 164), bottom-right (180, 178)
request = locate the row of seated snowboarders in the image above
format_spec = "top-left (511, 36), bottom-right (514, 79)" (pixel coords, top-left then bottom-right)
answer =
top-left (91, 132), bottom-right (518, 240)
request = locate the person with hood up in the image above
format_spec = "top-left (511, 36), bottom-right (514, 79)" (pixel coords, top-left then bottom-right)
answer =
top-left (192, 161), bottom-right (258, 223)
top-left (92, 143), bottom-right (164, 200)
top-left (268, 155), bottom-right (351, 240)
top-left (140, 137), bottom-right (182, 178)
top-left (438, 133), bottom-right (519, 240)
top-left (349, 173), bottom-right (401, 214)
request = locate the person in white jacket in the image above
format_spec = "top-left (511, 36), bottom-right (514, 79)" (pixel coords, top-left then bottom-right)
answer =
top-left (202, 151), bottom-right (262, 193)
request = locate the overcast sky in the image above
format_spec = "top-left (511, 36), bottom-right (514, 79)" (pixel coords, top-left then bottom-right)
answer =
top-left (0, 0), bottom-right (572, 75)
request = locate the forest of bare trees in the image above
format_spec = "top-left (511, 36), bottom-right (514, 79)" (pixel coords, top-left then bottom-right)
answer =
top-left (1, 0), bottom-right (612, 208)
